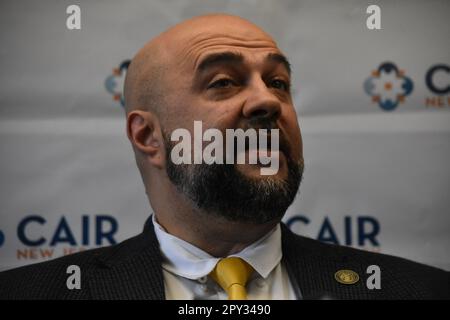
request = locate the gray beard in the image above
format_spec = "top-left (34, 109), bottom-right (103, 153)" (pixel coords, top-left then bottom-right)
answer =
top-left (164, 136), bottom-right (303, 224)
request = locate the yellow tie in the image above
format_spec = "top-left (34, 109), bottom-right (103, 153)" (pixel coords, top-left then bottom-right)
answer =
top-left (209, 257), bottom-right (254, 300)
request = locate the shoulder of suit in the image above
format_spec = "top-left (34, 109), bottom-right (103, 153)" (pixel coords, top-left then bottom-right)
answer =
top-left (285, 228), bottom-right (447, 273)
top-left (282, 225), bottom-right (449, 299)
top-left (0, 230), bottom-right (156, 299)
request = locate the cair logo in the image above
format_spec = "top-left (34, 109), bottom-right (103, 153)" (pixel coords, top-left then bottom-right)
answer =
top-left (3, 214), bottom-right (119, 262)
top-left (364, 62), bottom-right (414, 111)
top-left (104, 59), bottom-right (131, 108)
top-left (285, 214), bottom-right (380, 250)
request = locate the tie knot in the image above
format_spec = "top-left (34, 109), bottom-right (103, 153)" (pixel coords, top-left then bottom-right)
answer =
top-left (209, 257), bottom-right (254, 300)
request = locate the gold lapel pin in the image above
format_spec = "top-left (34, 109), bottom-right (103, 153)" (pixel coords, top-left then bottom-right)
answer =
top-left (334, 269), bottom-right (360, 285)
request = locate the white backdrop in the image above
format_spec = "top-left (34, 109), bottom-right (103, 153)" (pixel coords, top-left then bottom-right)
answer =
top-left (0, 0), bottom-right (449, 271)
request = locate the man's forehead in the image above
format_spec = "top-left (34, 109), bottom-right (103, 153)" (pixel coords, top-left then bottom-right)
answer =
top-left (161, 14), bottom-right (275, 44)
top-left (156, 15), bottom-right (280, 68)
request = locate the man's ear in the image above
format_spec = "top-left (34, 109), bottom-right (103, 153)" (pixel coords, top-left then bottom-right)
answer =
top-left (127, 110), bottom-right (165, 169)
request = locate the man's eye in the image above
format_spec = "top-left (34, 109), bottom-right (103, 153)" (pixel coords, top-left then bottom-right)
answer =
top-left (270, 79), bottom-right (290, 91)
top-left (207, 78), bottom-right (235, 89)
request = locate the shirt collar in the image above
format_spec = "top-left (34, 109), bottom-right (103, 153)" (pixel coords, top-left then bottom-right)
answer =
top-left (152, 214), bottom-right (282, 280)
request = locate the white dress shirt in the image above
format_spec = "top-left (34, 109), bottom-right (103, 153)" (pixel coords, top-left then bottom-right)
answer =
top-left (152, 215), bottom-right (298, 300)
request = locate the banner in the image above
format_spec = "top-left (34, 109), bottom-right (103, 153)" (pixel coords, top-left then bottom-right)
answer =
top-left (0, 0), bottom-right (449, 271)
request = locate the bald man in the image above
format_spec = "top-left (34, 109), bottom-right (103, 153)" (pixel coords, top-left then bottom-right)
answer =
top-left (0, 14), bottom-right (448, 300)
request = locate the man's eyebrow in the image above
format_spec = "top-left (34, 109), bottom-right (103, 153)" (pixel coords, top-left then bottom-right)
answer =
top-left (266, 53), bottom-right (291, 76)
top-left (196, 52), bottom-right (244, 72)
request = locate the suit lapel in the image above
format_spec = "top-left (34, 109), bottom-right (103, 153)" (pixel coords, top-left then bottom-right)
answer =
top-left (281, 223), bottom-right (372, 300)
top-left (89, 221), bottom-right (165, 300)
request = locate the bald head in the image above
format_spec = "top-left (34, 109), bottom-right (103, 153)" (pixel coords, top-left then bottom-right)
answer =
top-left (124, 14), bottom-right (278, 117)
top-left (124, 13), bottom-right (299, 183)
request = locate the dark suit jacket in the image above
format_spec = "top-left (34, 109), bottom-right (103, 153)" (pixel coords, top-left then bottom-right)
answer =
top-left (0, 221), bottom-right (448, 299)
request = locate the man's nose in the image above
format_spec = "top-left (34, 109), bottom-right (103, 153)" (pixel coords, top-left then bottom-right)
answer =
top-left (242, 76), bottom-right (282, 120)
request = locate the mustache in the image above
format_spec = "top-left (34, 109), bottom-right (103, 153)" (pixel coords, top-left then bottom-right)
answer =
top-left (237, 118), bottom-right (292, 157)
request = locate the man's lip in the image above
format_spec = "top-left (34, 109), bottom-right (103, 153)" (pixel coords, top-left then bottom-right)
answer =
top-left (241, 144), bottom-right (289, 158)
top-left (229, 127), bottom-right (290, 156)
top-left (237, 149), bottom-right (284, 163)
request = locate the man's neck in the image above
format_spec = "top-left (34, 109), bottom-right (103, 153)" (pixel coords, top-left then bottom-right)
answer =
top-left (150, 184), bottom-right (279, 257)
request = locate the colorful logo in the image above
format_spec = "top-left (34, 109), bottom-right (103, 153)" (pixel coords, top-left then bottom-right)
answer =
top-left (105, 60), bottom-right (131, 108)
top-left (364, 62), bottom-right (414, 111)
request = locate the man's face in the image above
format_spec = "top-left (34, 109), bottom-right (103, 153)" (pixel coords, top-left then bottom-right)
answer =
top-left (158, 17), bottom-right (304, 223)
